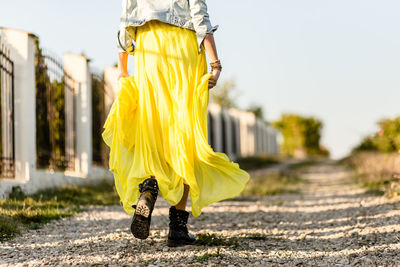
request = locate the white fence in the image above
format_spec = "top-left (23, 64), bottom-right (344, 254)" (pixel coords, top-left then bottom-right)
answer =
top-left (0, 28), bottom-right (279, 198)
top-left (207, 104), bottom-right (279, 160)
top-left (0, 28), bottom-right (114, 198)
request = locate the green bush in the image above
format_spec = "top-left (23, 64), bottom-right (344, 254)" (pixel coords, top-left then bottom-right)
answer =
top-left (273, 113), bottom-right (329, 157)
top-left (354, 116), bottom-right (400, 153)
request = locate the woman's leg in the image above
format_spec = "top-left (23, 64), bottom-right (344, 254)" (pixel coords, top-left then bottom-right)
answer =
top-left (168, 184), bottom-right (196, 247)
top-left (174, 184), bottom-right (189, 210)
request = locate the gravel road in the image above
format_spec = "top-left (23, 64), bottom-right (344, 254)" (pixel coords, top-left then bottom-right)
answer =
top-left (1, 161), bottom-right (400, 266)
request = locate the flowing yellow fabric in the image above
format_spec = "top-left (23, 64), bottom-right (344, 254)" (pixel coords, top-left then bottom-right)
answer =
top-left (102, 20), bottom-right (249, 217)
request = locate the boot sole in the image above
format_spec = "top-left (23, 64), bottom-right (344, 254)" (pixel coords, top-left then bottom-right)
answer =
top-left (136, 198), bottom-right (151, 217)
top-left (130, 197), bottom-right (153, 239)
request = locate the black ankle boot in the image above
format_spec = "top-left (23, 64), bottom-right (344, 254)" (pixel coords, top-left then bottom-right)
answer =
top-left (130, 177), bottom-right (158, 239)
top-left (167, 206), bottom-right (196, 247)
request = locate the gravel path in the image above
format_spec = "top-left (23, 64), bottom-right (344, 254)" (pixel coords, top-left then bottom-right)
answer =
top-left (2, 161), bottom-right (400, 266)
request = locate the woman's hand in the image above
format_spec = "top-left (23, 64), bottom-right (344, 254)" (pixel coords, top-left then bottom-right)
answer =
top-left (208, 69), bottom-right (221, 90)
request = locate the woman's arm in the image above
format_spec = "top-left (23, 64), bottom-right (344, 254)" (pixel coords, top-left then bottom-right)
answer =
top-left (203, 33), bottom-right (218, 62)
top-left (203, 33), bottom-right (220, 89)
top-left (118, 52), bottom-right (130, 79)
top-left (188, 0), bottom-right (221, 89)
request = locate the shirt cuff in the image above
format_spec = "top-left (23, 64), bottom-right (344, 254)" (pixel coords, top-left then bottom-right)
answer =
top-left (117, 28), bottom-right (136, 55)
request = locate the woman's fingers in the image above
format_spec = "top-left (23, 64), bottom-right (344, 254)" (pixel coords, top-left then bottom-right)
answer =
top-left (209, 78), bottom-right (216, 86)
top-left (208, 69), bottom-right (221, 89)
top-left (208, 77), bottom-right (217, 89)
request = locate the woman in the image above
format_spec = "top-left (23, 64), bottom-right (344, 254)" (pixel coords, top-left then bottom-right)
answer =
top-left (102, 0), bottom-right (250, 247)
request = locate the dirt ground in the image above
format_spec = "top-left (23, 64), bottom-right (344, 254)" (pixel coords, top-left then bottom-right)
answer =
top-left (2, 162), bottom-right (400, 266)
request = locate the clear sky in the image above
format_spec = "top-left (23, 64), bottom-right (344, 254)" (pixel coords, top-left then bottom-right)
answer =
top-left (1, 0), bottom-right (400, 159)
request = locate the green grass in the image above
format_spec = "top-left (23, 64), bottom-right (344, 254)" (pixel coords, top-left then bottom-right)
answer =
top-left (194, 248), bottom-right (224, 263)
top-left (363, 180), bottom-right (387, 196)
top-left (286, 159), bottom-right (320, 171)
top-left (351, 174), bottom-right (387, 196)
top-left (241, 233), bottom-right (268, 240)
top-left (241, 170), bottom-right (305, 196)
top-left (236, 155), bottom-right (281, 171)
top-left (244, 158), bottom-right (317, 197)
top-left (0, 180), bottom-right (119, 242)
top-left (196, 233), bottom-right (238, 247)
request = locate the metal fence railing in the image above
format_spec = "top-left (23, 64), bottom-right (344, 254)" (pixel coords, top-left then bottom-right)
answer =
top-left (91, 72), bottom-right (108, 167)
top-left (35, 46), bottom-right (76, 171)
top-left (0, 41), bottom-right (15, 178)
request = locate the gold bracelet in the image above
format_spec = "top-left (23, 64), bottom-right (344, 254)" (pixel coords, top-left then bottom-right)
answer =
top-left (210, 59), bottom-right (222, 71)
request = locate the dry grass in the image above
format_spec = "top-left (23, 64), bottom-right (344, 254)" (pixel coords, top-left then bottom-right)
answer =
top-left (236, 155), bottom-right (282, 171)
top-left (240, 162), bottom-right (310, 196)
top-left (341, 151), bottom-right (400, 196)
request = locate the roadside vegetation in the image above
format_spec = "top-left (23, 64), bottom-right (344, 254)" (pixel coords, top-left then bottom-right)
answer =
top-left (273, 113), bottom-right (330, 158)
top-left (236, 155), bottom-right (281, 171)
top-left (194, 248), bottom-right (224, 263)
top-left (0, 180), bottom-right (119, 241)
top-left (240, 160), bottom-right (315, 196)
top-left (341, 115), bottom-right (400, 197)
top-left (241, 171), bottom-right (303, 196)
top-left (341, 151), bottom-right (400, 196)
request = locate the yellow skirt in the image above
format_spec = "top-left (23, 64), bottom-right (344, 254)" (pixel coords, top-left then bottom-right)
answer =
top-left (102, 20), bottom-right (249, 217)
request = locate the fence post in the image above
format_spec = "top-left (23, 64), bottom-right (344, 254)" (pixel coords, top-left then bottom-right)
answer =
top-left (103, 66), bottom-right (118, 115)
top-left (64, 53), bottom-right (92, 177)
top-left (1, 28), bottom-right (36, 181)
top-left (208, 104), bottom-right (223, 153)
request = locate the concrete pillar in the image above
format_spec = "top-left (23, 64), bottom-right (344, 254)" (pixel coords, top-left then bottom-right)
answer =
top-left (103, 66), bottom-right (118, 115)
top-left (267, 126), bottom-right (279, 155)
top-left (248, 114), bottom-right (256, 156)
top-left (255, 120), bottom-right (264, 155)
top-left (267, 126), bottom-right (271, 154)
top-left (238, 111), bottom-right (256, 157)
top-left (274, 128), bottom-right (281, 155)
top-left (1, 28), bottom-right (36, 182)
top-left (262, 122), bottom-right (268, 154)
top-left (264, 123), bottom-right (269, 154)
top-left (234, 118), bottom-right (241, 157)
top-left (207, 111), bottom-right (213, 146)
top-left (221, 109), bottom-right (233, 158)
top-left (64, 54), bottom-right (92, 176)
top-left (228, 108), bottom-right (241, 160)
top-left (208, 103), bottom-right (223, 153)
top-left (238, 112), bottom-right (248, 158)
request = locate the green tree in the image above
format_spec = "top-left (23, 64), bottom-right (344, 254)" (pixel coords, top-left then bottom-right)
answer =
top-left (247, 104), bottom-right (264, 119)
top-left (273, 113), bottom-right (328, 157)
top-left (353, 116), bottom-right (400, 153)
top-left (374, 117), bottom-right (400, 152)
top-left (353, 135), bottom-right (378, 152)
top-left (302, 117), bottom-right (323, 155)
